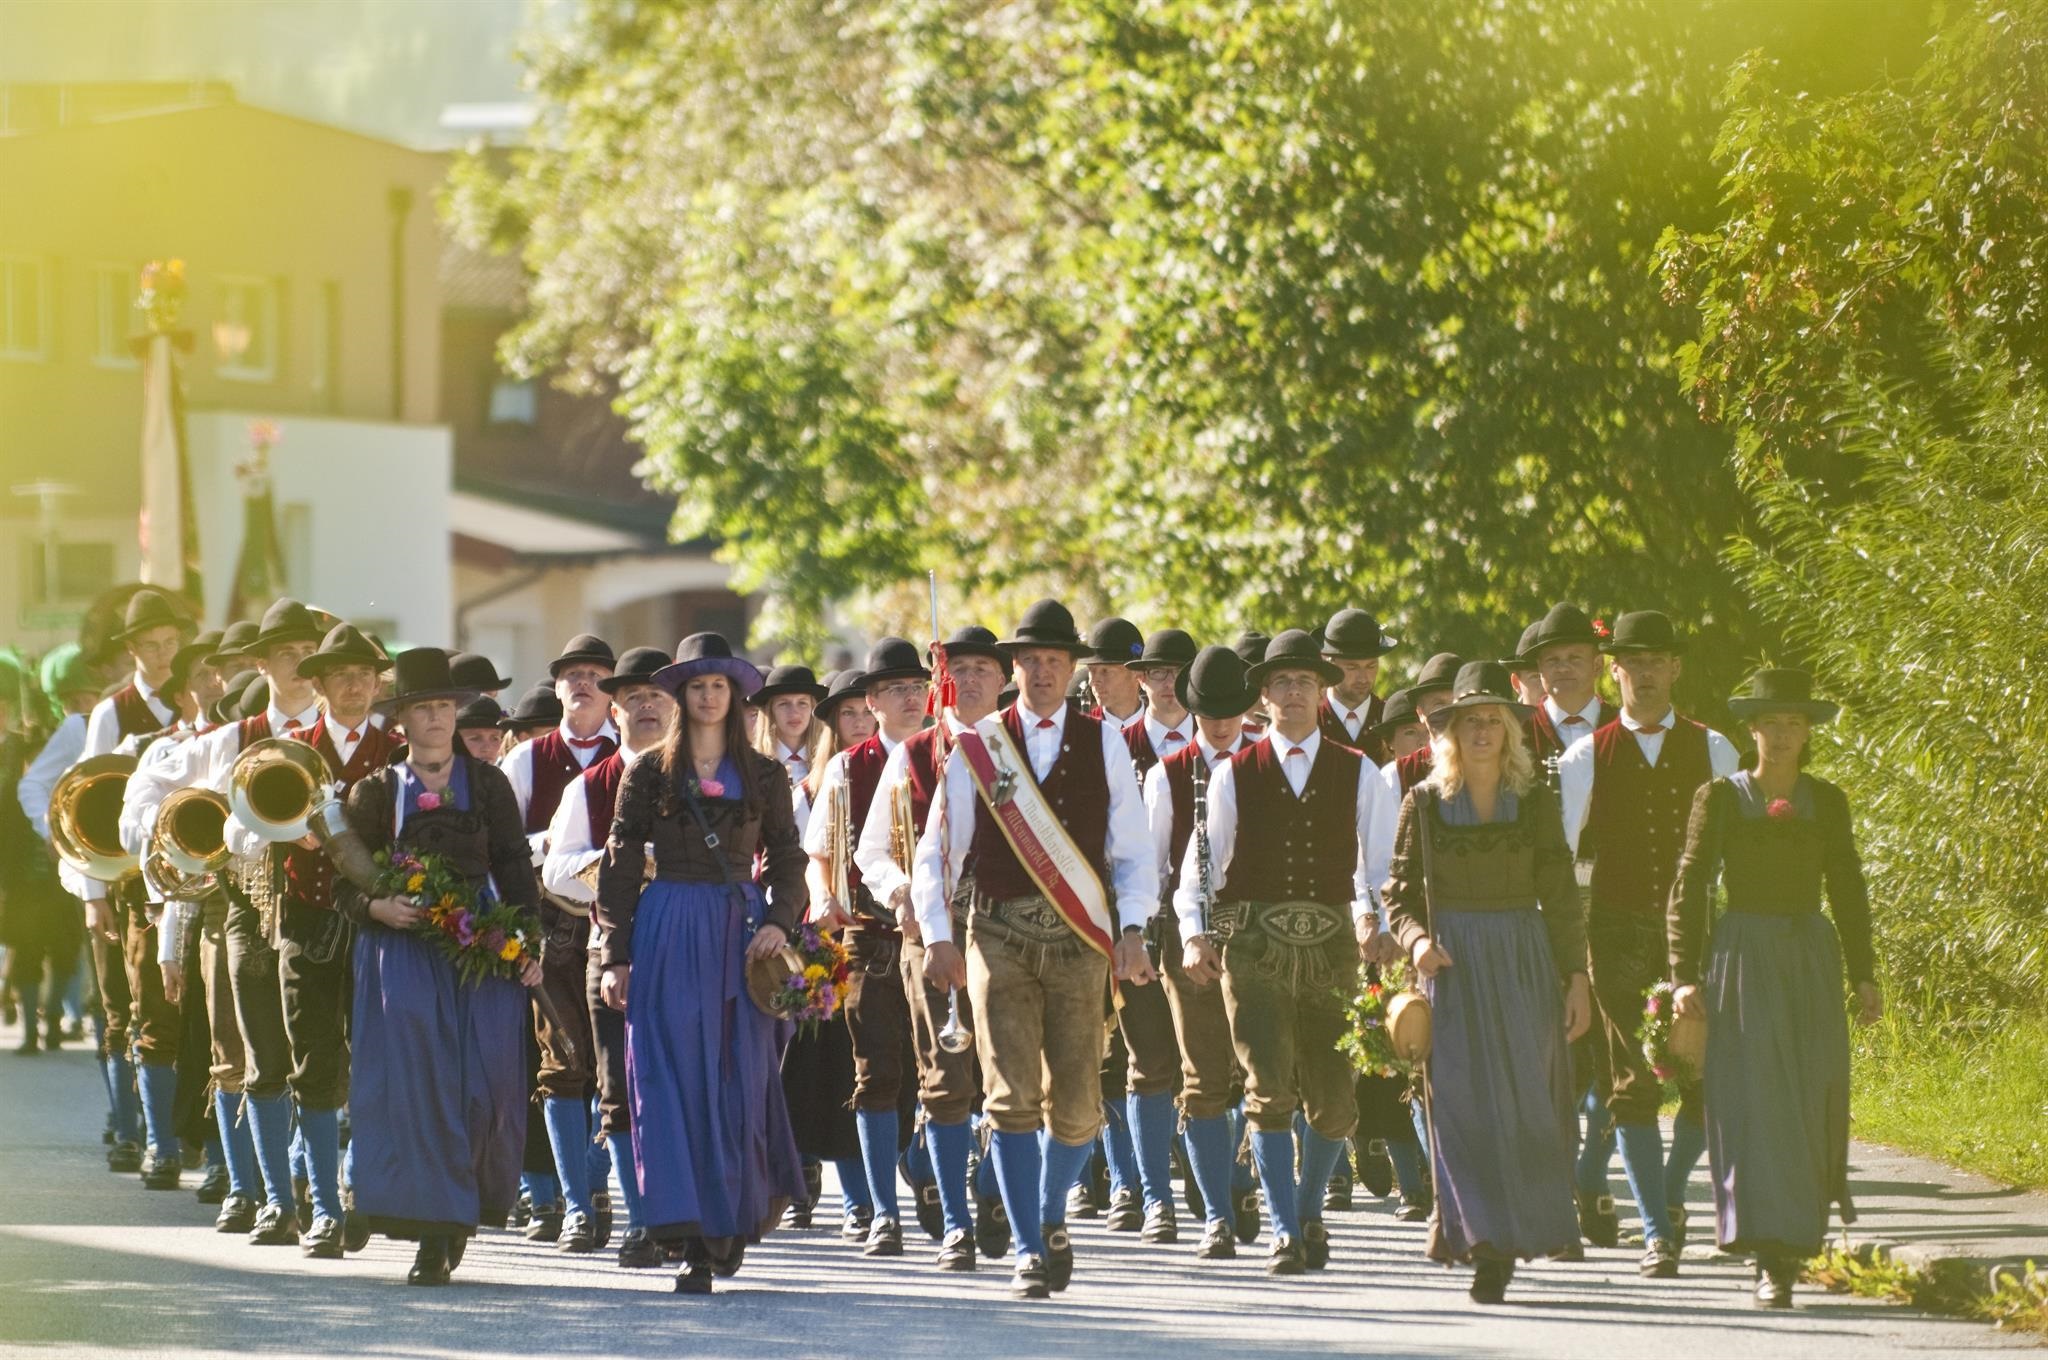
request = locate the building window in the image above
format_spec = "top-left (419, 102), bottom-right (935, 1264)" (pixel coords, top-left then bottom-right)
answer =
top-left (214, 275), bottom-right (281, 381)
top-left (310, 280), bottom-right (341, 412)
top-left (487, 376), bottom-right (537, 426)
top-left (92, 263), bottom-right (140, 368)
top-left (25, 540), bottom-right (116, 607)
top-left (0, 256), bottom-right (50, 360)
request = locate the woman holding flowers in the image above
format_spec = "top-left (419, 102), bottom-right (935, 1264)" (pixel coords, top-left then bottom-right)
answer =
top-left (1667, 669), bottom-right (1880, 1310)
top-left (596, 633), bottom-right (809, 1295)
top-left (1382, 661), bottom-right (1592, 1304)
top-left (333, 647), bottom-right (542, 1285)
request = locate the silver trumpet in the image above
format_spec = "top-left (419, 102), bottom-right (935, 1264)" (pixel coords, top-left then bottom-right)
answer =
top-left (936, 986), bottom-right (973, 1054)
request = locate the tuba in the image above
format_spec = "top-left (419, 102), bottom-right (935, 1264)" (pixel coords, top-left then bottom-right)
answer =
top-left (228, 737), bottom-right (333, 842)
top-left (49, 754), bottom-right (140, 884)
top-left (147, 786), bottom-right (230, 899)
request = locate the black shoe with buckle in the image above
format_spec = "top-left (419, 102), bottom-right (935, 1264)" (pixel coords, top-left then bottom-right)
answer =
top-left (140, 1148), bottom-right (181, 1190)
top-left (840, 1202), bottom-right (873, 1241)
top-left (618, 1228), bottom-right (664, 1268)
top-left (1011, 1253), bottom-right (1051, 1299)
top-left (1470, 1257), bottom-right (1515, 1304)
top-left (1268, 1233), bottom-right (1307, 1275)
top-left (194, 1163), bottom-right (230, 1205)
top-left (249, 1203), bottom-right (300, 1246)
top-left (864, 1216), bottom-right (904, 1257)
top-left (1141, 1200), bottom-right (1177, 1243)
top-left (215, 1194), bottom-right (259, 1235)
top-left (524, 1205), bottom-right (564, 1243)
top-left (302, 1216), bottom-right (344, 1260)
top-left (1105, 1187), bottom-right (1142, 1232)
top-left (1575, 1190), bottom-right (1618, 1248)
top-left (974, 1193), bottom-right (1010, 1261)
top-left (1359, 1139), bottom-right (1394, 1199)
top-left (937, 1228), bottom-right (976, 1271)
top-left (1196, 1218), bottom-right (1236, 1260)
top-left (407, 1236), bottom-right (451, 1286)
top-left (911, 1175), bottom-right (944, 1241)
top-left (558, 1210), bottom-right (598, 1253)
top-left (1640, 1238), bottom-right (1680, 1278)
top-left (1045, 1226), bottom-right (1074, 1291)
top-left (1234, 1189), bottom-right (1264, 1244)
top-left (1302, 1218), bottom-right (1331, 1270)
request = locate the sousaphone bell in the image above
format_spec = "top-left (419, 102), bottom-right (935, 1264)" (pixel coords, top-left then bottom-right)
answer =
top-left (48, 754), bottom-right (140, 884)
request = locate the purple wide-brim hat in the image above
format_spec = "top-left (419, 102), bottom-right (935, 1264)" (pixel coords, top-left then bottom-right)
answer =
top-left (652, 631), bottom-right (765, 699)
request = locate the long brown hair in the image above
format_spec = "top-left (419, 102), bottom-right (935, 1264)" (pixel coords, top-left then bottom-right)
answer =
top-left (659, 675), bottom-right (756, 806)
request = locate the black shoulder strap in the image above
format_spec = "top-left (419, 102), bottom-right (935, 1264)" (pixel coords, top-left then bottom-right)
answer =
top-left (673, 762), bottom-right (757, 931)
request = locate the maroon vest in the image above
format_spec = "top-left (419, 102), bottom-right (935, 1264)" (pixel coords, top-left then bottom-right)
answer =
top-left (524, 728), bottom-right (616, 834)
top-left (235, 712), bottom-right (276, 749)
top-left (1394, 745), bottom-right (1433, 794)
top-left (1217, 737), bottom-right (1361, 907)
top-left (899, 726), bottom-right (945, 834)
top-left (111, 683), bottom-right (163, 739)
top-left (967, 707), bottom-right (1111, 900)
top-left (1317, 694), bottom-right (1385, 762)
top-left (1124, 718), bottom-right (1158, 778)
top-left (1585, 717), bottom-right (1714, 915)
top-left (581, 752), bottom-right (629, 848)
top-left (1156, 740), bottom-right (1240, 898)
top-left (840, 734), bottom-right (891, 909)
top-left (285, 717), bottom-right (399, 907)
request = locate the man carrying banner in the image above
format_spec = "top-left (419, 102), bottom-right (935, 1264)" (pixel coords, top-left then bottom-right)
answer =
top-left (912, 599), bottom-right (1157, 1300)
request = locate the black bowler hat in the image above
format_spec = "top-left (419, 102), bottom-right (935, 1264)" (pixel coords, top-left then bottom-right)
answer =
top-left (862, 636), bottom-right (931, 686)
top-left (1175, 645), bottom-right (1260, 719)
top-left (450, 651), bottom-right (514, 692)
top-left (816, 668), bottom-right (869, 722)
top-left (1231, 630), bottom-right (1271, 671)
top-left (1368, 688), bottom-right (1426, 742)
top-left (1082, 616), bottom-right (1144, 664)
top-left (748, 663), bottom-right (828, 705)
top-left (208, 669), bottom-right (256, 726)
top-left (1247, 630), bottom-right (1344, 688)
top-left (251, 598), bottom-right (326, 651)
top-left (1127, 628), bottom-right (1198, 671)
top-left (377, 648), bottom-right (477, 713)
top-left (168, 630), bottom-right (223, 684)
top-left (653, 632), bottom-right (763, 698)
top-left (499, 682), bottom-right (562, 731)
top-left (547, 633), bottom-right (616, 678)
top-left (298, 623), bottom-right (392, 680)
top-left (204, 620), bottom-right (259, 669)
top-left (1503, 622), bottom-right (1546, 669)
top-left (1602, 610), bottom-right (1686, 656)
top-left (598, 646), bottom-right (673, 695)
top-left (1424, 661), bottom-right (1534, 730)
top-left (1408, 652), bottom-right (1466, 696)
top-left (115, 587), bottom-right (195, 642)
top-left (1726, 668), bottom-right (1839, 723)
top-left (456, 695), bottom-right (506, 731)
top-left (1518, 603), bottom-right (1603, 660)
top-left (1000, 599), bottom-right (1092, 656)
top-left (930, 625), bottom-right (1005, 668)
top-left (1320, 608), bottom-right (1399, 660)
top-left (235, 673), bottom-right (271, 721)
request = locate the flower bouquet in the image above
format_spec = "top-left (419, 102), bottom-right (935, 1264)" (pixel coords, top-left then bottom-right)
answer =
top-left (1338, 962), bottom-right (1420, 1078)
top-left (1639, 980), bottom-right (1704, 1086)
top-left (773, 921), bottom-right (851, 1037)
top-left (377, 847), bottom-right (537, 986)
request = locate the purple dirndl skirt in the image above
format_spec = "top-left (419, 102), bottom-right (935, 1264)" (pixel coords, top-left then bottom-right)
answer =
top-left (627, 879), bottom-right (806, 1243)
top-left (349, 927), bottom-right (527, 1238)
top-left (1421, 907), bottom-right (1580, 1264)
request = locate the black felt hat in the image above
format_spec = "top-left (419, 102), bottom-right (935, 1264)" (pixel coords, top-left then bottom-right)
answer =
top-left (598, 646), bottom-right (674, 695)
top-left (499, 682), bottom-right (562, 731)
top-left (1368, 687), bottom-right (1426, 741)
top-left (748, 663), bottom-right (828, 705)
top-left (235, 673), bottom-right (271, 722)
top-left (114, 588), bottom-right (195, 643)
top-left (1726, 668), bottom-right (1839, 723)
top-left (1231, 630), bottom-right (1271, 671)
top-left (861, 636), bottom-right (931, 686)
top-left (1602, 610), bottom-right (1686, 656)
top-left (930, 625), bottom-right (1006, 669)
top-left (1000, 599), bottom-right (1092, 656)
top-left (1423, 661), bottom-right (1534, 730)
top-left (1408, 652), bottom-right (1466, 696)
top-left (204, 620), bottom-right (260, 669)
top-left (1080, 616), bottom-right (1144, 665)
top-left (168, 630), bottom-right (223, 686)
top-left (1247, 630), bottom-right (1344, 688)
top-left (298, 623), bottom-right (392, 680)
top-left (456, 695), bottom-right (506, 731)
top-left (1503, 622), bottom-right (1546, 669)
top-left (1127, 627), bottom-right (1198, 672)
top-left (378, 648), bottom-right (476, 713)
top-left (450, 651), bottom-right (514, 692)
top-left (1175, 645), bottom-right (1260, 719)
top-left (1519, 602), bottom-right (1604, 660)
top-left (547, 633), bottom-right (617, 678)
top-left (208, 670), bottom-right (257, 726)
top-left (1320, 608), bottom-right (1399, 660)
top-left (816, 668), bottom-right (869, 722)
top-left (653, 633), bottom-right (763, 698)
top-left (250, 598), bottom-right (327, 651)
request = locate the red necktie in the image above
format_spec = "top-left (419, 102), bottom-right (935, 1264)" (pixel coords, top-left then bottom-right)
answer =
top-left (1562, 715), bottom-right (1588, 728)
top-left (1164, 731), bottom-right (1187, 745)
top-left (285, 718), bottom-right (305, 733)
top-left (344, 728), bottom-right (361, 745)
top-left (1036, 718), bottom-right (1056, 730)
top-left (569, 734), bottom-right (607, 750)
top-left (1635, 722), bottom-right (1669, 736)
top-left (1287, 747), bottom-right (1307, 759)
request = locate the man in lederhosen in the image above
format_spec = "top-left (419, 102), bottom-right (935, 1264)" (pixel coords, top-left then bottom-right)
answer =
top-left (1176, 630), bottom-right (1393, 1275)
top-left (1316, 608), bottom-right (1398, 764)
top-left (1080, 617), bottom-right (1146, 727)
top-left (912, 599), bottom-right (1157, 1300)
top-left (1558, 610), bottom-right (1738, 1277)
top-left (805, 637), bottom-right (930, 1258)
top-left (540, 645), bottom-right (673, 1268)
top-left (501, 633), bottom-right (619, 1250)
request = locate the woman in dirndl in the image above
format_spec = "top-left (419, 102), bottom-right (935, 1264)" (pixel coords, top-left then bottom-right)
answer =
top-left (1668, 668), bottom-right (1880, 1309)
top-left (595, 632), bottom-right (809, 1293)
top-left (1383, 661), bottom-right (1593, 1304)
top-left (334, 647), bottom-right (542, 1285)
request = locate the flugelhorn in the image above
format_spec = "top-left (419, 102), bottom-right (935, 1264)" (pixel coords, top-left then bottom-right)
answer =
top-left (228, 737), bottom-right (331, 841)
top-left (822, 777), bottom-right (852, 915)
top-left (49, 754), bottom-right (140, 883)
top-left (146, 786), bottom-right (230, 898)
top-left (937, 987), bottom-right (973, 1054)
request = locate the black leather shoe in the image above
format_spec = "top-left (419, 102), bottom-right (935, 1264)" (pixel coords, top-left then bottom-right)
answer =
top-left (782, 1197), bottom-right (814, 1230)
top-left (936, 1228), bottom-right (976, 1271)
top-left (592, 1190), bottom-right (614, 1248)
top-left (1066, 1183), bottom-right (1097, 1221)
top-left (1640, 1238), bottom-right (1680, 1278)
top-left (558, 1210), bottom-right (598, 1253)
top-left (840, 1203), bottom-right (873, 1241)
top-left (1470, 1258), bottom-right (1514, 1304)
top-left (704, 1235), bottom-right (745, 1277)
top-left (1045, 1226), bottom-right (1074, 1291)
top-left (107, 1140), bottom-right (142, 1174)
top-left (1105, 1187), bottom-right (1142, 1232)
top-left (1396, 1192), bottom-right (1432, 1223)
top-left (524, 1206), bottom-right (563, 1243)
top-left (913, 1179), bottom-right (945, 1241)
top-left (1302, 1218), bottom-right (1331, 1270)
top-left (673, 1263), bottom-right (713, 1294)
top-left (618, 1228), bottom-right (664, 1268)
top-left (194, 1163), bottom-right (230, 1205)
top-left (1359, 1139), bottom-right (1394, 1199)
top-left (249, 1204), bottom-right (300, 1246)
top-left (1233, 1189), bottom-right (1264, 1244)
top-left (1323, 1156), bottom-right (1353, 1212)
top-left (215, 1194), bottom-right (259, 1234)
top-left (1011, 1253), bottom-right (1051, 1299)
top-left (140, 1149), bottom-right (182, 1190)
top-left (407, 1237), bottom-right (451, 1286)
top-left (343, 1210), bottom-right (371, 1253)
top-left (1268, 1233), bottom-right (1307, 1275)
top-left (863, 1216), bottom-right (904, 1257)
top-left (510, 1190), bottom-right (532, 1228)
top-left (302, 1216), bottom-right (344, 1260)
top-left (1195, 1218), bottom-right (1236, 1260)
top-left (1141, 1201), bottom-right (1178, 1244)
top-left (445, 1234), bottom-right (467, 1273)
top-left (974, 1193), bottom-right (1010, 1261)
top-left (1575, 1190), bottom-right (1619, 1248)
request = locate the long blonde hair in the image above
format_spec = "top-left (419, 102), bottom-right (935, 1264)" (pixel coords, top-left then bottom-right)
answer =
top-left (1425, 703), bottom-right (1536, 801)
top-left (752, 694), bottom-right (822, 763)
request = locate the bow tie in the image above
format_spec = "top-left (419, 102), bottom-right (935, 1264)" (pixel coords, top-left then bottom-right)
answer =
top-left (569, 734), bottom-right (608, 750)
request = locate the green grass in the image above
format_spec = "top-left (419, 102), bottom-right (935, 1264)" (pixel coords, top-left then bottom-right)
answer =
top-left (1850, 1006), bottom-right (2048, 1191)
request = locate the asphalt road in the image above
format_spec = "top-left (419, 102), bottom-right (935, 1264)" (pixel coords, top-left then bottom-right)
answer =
top-left (0, 1027), bottom-right (2028, 1359)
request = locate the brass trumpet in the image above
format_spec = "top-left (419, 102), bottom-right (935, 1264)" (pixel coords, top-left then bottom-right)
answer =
top-left (48, 754), bottom-right (140, 883)
top-left (228, 737), bottom-right (332, 842)
top-left (146, 786), bottom-right (230, 898)
top-left (936, 987), bottom-right (973, 1054)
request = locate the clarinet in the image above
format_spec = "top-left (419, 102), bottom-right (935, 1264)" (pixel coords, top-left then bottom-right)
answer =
top-left (1192, 751), bottom-right (1215, 940)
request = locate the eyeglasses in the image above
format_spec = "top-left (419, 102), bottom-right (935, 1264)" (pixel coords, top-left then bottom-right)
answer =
top-left (871, 681), bottom-right (928, 700)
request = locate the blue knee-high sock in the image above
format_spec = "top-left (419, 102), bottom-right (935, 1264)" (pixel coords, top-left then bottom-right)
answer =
top-left (1039, 1133), bottom-right (1096, 1231)
top-left (1127, 1091), bottom-right (1177, 1212)
top-left (1296, 1126), bottom-right (1347, 1223)
top-left (1576, 1086), bottom-right (1615, 1196)
top-left (926, 1119), bottom-right (974, 1238)
top-left (832, 1156), bottom-right (873, 1212)
top-left (1250, 1128), bottom-right (1300, 1240)
top-left (542, 1096), bottom-right (594, 1218)
top-left (972, 1121), bottom-right (1001, 1200)
top-left (203, 1125), bottom-right (224, 1170)
top-left (1665, 1114), bottom-right (1707, 1210)
top-left (856, 1108), bottom-right (901, 1221)
top-left (136, 1061), bottom-right (180, 1159)
top-left (1615, 1122), bottom-right (1673, 1244)
top-left (1183, 1115), bottom-right (1238, 1229)
top-left (109, 1054), bottom-right (142, 1144)
top-left (991, 1130), bottom-right (1045, 1259)
top-left (213, 1091), bottom-right (259, 1199)
top-left (289, 1123), bottom-right (310, 1189)
top-left (1100, 1106), bottom-right (1137, 1197)
top-left (1388, 1137), bottom-right (1427, 1202)
top-left (244, 1092), bottom-right (296, 1213)
top-left (299, 1107), bottom-right (344, 1224)
top-left (606, 1133), bottom-right (645, 1232)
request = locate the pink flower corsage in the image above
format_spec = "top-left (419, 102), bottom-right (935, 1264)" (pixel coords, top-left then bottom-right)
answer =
top-left (417, 791), bottom-right (442, 812)
top-left (697, 778), bottom-right (726, 798)
top-left (1765, 797), bottom-right (1795, 820)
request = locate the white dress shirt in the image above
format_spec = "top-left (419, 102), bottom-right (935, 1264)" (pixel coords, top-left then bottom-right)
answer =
top-left (500, 717), bottom-right (620, 862)
top-left (84, 671), bottom-right (174, 759)
top-left (1140, 732), bottom-right (1246, 907)
top-left (910, 701), bottom-right (1156, 946)
top-left (1170, 727), bottom-right (1391, 940)
top-left (1323, 692), bottom-right (1373, 744)
top-left (1557, 708), bottom-right (1742, 856)
top-left (327, 715), bottom-right (373, 769)
top-left (539, 744), bottom-right (648, 905)
top-left (805, 731), bottom-right (904, 875)
top-left (855, 722), bottom-right (971, 910)
top-left (1542, 693), bottom-right (1605, 745)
